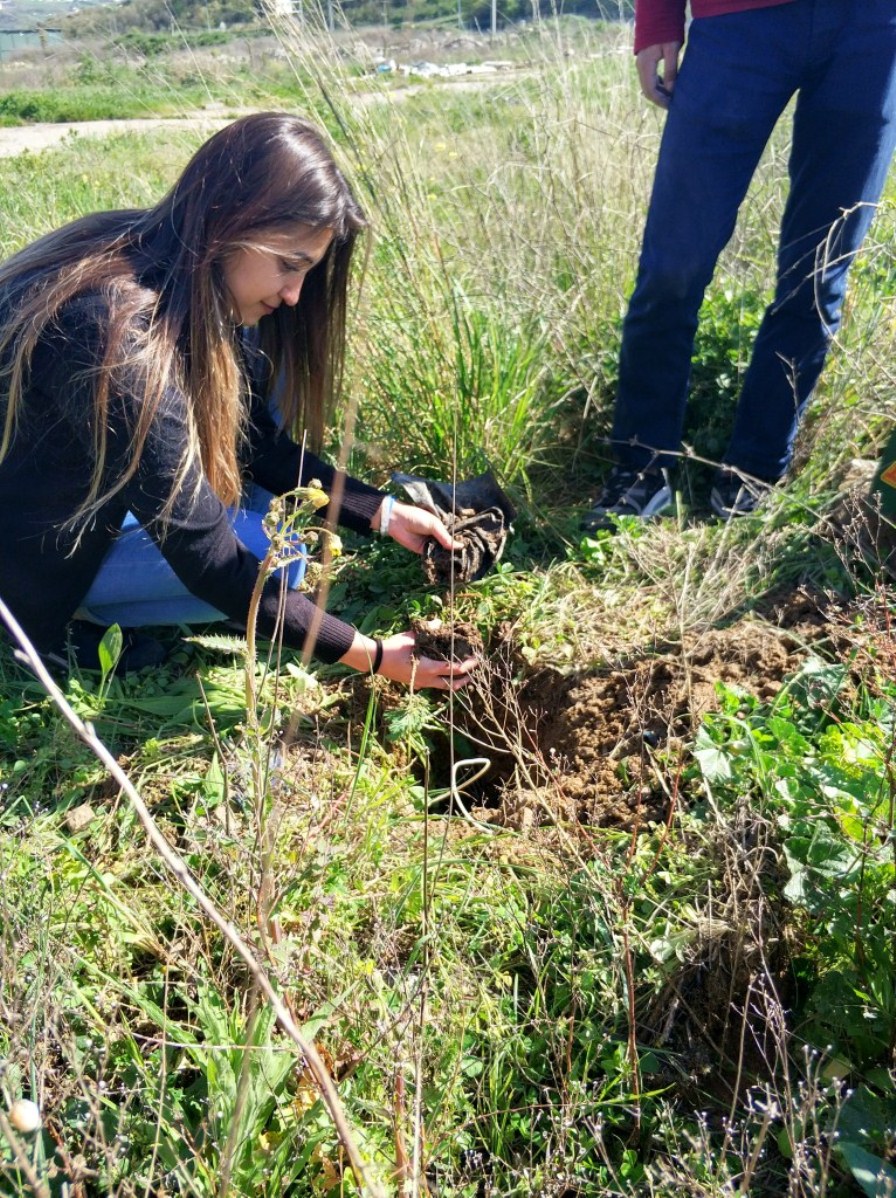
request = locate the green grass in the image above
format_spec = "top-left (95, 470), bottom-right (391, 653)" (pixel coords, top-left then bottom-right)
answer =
top-left (2, 16), bottom-right (896, 1198)
top-left (0, 39), bottom-right (311, 126)
top-left (0, 130), bottom-right (206, 254)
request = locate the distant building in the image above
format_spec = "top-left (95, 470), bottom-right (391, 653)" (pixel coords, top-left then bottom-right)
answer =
top-left (0, 26), bottom-right (63, 58)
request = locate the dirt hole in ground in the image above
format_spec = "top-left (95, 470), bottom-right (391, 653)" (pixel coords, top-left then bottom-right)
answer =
top-left (424, 586), bottom-right (856, 830)
top-left (317, 586), bottom-right (862, 831)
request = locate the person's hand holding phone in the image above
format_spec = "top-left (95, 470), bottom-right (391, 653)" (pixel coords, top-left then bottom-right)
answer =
top-left (636, 42), bottom-right (682, 109)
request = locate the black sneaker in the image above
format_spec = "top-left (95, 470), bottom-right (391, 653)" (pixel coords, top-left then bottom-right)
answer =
top-left (709, 468), bottom-right (774, 520)
top-left (581, 465), bottom-right (673, 533)
top-left (42, 622), bottom-right (168, 677)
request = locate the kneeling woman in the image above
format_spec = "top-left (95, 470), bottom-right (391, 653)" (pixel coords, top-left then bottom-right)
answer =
top-left (0, 112), bottom-right (477, 689)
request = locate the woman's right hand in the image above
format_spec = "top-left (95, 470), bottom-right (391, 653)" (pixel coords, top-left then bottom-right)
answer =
top-left (339, 630), bottom-right (478, 690)
top-left (636, 42), bottom-right (682, 109)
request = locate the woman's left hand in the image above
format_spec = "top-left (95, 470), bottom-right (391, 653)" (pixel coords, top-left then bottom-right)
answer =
top-left (375, 499), bottom-right (460, 556)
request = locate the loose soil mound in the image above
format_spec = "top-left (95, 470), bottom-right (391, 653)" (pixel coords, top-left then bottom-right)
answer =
top-left (520, 621), bottom-right (800, 826)
top-left (457, 586), bottom-right (852, 830)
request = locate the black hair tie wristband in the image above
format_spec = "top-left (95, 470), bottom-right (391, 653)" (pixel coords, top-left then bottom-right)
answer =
top-left (372, 639), bottom-right (384, 675)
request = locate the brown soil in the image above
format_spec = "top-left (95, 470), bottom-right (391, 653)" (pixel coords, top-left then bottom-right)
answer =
top-left (412, 617), bottom-right (483, 662)
top-left (453, 586), bottom-right (856, 831)
top-left (321, 586), bottom-right (867, 833)
top-left (523, 622), bottom-right (797, 822)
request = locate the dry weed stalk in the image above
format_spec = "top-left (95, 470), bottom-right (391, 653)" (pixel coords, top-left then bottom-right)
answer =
top-left (621, 466), bottom-right (791, 636)
top-left (454, 644), bottom-right (588, 855)
top-left (456, 645), bottom-right (690, 1124)
top-left (637, 798), bottom-right (814, 1193)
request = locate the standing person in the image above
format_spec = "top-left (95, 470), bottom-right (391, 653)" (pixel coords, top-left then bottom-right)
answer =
top-left (582, 0), bottom-right (896, 532)
top-left (0, 112), bottom-right (476, 689)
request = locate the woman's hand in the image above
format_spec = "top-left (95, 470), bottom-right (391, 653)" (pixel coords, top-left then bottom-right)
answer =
top-left (372, 498), bottom-right (461, 556)
top-left (339, 631), bottom-right (478, 691)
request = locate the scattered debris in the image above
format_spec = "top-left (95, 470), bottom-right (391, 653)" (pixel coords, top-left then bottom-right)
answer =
top-left (374, 56), bottom-right (514, 77)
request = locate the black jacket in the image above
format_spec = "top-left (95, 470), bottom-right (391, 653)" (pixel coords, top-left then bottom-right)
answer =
top-left (0, 292), bottom-right (384, 660)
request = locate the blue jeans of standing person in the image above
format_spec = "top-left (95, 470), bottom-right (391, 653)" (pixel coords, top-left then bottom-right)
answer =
top-left (612, 0), bottom-right (896, 481)
top-left (78, 486), bottom-right (306, 628)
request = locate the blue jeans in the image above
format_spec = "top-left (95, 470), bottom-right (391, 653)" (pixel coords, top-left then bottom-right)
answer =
top-left (78, 486), bottom-right (306, 628)
top-left (612, 0), bottom-right (896, 480)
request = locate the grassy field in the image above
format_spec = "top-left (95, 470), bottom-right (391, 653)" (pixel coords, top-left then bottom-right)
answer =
top-left (2, 16), bottom-right (896, 1197)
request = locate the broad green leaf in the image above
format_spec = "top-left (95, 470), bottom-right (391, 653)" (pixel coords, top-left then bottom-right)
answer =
top-left (693, 740), bottom-right (733, 782)
top-left (838, 1141), bottom-right (896, 1198)
top-left (98, 623), bottom-right (123, 678)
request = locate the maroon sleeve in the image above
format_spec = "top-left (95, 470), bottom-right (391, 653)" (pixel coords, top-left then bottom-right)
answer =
top-left (634, 0), bottom-right (687, 54)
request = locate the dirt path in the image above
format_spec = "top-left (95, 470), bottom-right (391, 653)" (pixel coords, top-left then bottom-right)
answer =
top-left (0, 71), bottom-right (528, 158)
top-left (0, 114), bottom-right (240, 158)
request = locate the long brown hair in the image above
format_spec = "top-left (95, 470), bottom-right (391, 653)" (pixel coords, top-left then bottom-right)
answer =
top-left (0, 112), bottom-right (366, 523)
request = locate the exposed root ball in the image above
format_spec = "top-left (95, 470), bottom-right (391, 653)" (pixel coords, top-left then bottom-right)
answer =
top-left (423, 508), bottom-right (508, 585)
top-left (412, 618), bottom-right (483, 662)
